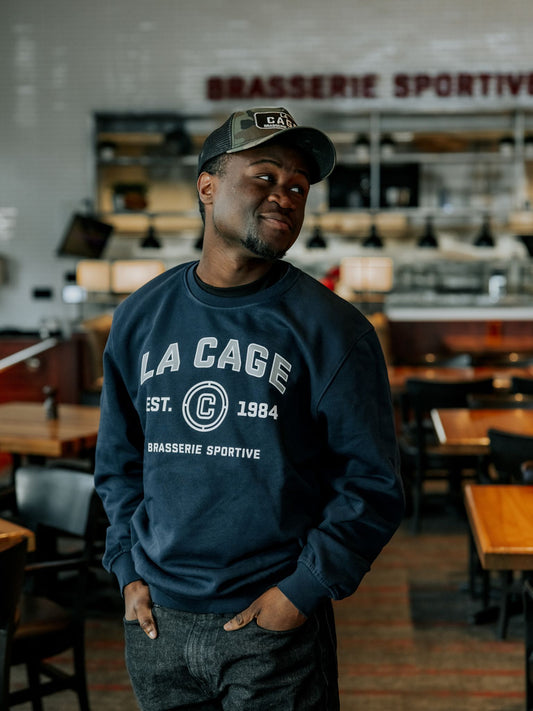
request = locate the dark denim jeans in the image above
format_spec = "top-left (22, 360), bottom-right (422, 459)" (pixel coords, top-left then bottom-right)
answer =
top-left (124, 602), bottom-right (339, 710)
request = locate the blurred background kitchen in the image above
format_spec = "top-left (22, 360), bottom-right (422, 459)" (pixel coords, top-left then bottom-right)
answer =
top-left (2, 0), bottom-right (533, 398)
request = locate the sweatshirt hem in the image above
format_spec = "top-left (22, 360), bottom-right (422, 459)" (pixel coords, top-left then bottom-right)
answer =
top-left (150, 585), bottom-right (253, 614)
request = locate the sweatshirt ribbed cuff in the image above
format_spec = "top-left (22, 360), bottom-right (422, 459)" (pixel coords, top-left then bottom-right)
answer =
top-left (277, 562), bottom-right (331, 618)
top-left (111, 551), bottom-right (140, 596)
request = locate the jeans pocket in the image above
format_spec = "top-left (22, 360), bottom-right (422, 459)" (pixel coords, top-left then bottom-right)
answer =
top-left (254, 618), bottom-right (309, 636)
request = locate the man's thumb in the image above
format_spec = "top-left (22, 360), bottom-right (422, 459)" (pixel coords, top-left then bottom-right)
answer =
top-left (223, 610), bottom-right (252, 632)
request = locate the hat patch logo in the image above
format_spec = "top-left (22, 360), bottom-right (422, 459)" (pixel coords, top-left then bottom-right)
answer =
top-left (254, 111), bottom-right (297, 131)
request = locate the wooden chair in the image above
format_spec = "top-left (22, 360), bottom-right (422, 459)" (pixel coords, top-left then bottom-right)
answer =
top-left (399, 377), bottom-right (494, 533)
top-left (0, 537), bottom-right (28, 710)
top-left (8, 466), bottom-right (106, 569)
top-left (511, 376), bottom-right (533, 395)
top-left (488, 429), bottom-right (533, 485)
top-left (471, 353), bottom-right (533, 367)
top-left (524, 578), bottom-right (533, 711)
top-left (0, 466), bottom-right (101, 710)
top-left (522, 460), bottom-right (533, 484)
top-left (466, 391), bottom-right (533, 409)
top-left (414, 352), bottom-right (472, 367)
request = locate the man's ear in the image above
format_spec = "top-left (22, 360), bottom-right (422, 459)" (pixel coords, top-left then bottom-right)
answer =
top-left (197, 172), bottom-right (215, 208)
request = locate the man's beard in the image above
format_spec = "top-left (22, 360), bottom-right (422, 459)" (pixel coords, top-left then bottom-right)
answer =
top-left (240, 233), bottom-right (287, 261)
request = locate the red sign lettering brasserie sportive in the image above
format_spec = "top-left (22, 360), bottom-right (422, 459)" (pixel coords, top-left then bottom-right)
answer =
top-left (206, 72), bottom-right (533, 101)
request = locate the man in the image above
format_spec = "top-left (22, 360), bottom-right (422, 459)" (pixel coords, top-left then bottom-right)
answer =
top-left (95, 106), bottom-right (404, 710)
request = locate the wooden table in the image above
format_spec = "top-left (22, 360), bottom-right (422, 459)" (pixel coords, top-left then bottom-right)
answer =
top-left (0, 401), bottom-right (100, 459)
top-left (465, 484), bottom-right (533, 571)
top-left (0, 517), bottom-right (36, 551)
top-left (464, 483), bottom-right (533, 637)
top-left (431, 408), bottom-right (533, 448)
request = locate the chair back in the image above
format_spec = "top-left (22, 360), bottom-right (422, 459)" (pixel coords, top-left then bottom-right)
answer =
top-left (472, 353), bottom-right (533, 367)
top-left (406, 377), bottom-right (495, 413)
top-left (405, 378), bottom-right (495, 444)
top-left (488, 429), bottom-right (533, 483)
top-left (0, 537), bottom-right (27, 709)
top-left (401, 378), bottom-right (494, 534)
top-left (404, 377), bottom-right (494, 476)
top-left (0, 536), bottom-right (27, 629)
top-left (511, 376), bottom-right (533, 395)
top-left (15, 466), bottom-right (99, 546)
top-left (413, 353), bottom-right (472, 367)
top-left (467, 392), bottom-right (533, 409)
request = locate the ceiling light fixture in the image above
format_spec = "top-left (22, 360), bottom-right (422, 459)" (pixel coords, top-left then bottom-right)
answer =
top-left (140, 217), bottom-right (161, 249)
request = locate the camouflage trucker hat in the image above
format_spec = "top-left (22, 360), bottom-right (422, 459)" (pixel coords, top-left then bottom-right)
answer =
top-left (197, 107), bottom-right (336, 184)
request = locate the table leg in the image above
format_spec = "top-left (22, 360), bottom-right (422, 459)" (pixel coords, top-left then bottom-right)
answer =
top-left (9, 453), bottom-right (21, 487)
top-left (469, 569), bottom-right (522, 639)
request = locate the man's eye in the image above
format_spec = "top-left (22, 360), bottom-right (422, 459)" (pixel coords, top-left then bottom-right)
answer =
top-left (257, 174), bottom-right (273, 182)
top-left (290, 185), bottom-right (306, 195)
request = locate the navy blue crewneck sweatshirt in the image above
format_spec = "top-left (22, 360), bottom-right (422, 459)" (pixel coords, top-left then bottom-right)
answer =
top-left (95, 261), bottom-right (404, 616)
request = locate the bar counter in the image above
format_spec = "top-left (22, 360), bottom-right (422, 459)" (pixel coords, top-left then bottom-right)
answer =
top-left (384, 293), bottom-right (533, 364)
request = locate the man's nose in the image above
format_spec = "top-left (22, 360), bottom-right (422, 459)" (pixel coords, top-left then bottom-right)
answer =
top-left (267, 185), bottom-right (295, 209)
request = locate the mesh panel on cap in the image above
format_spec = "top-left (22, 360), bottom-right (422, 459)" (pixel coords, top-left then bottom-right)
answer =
top-left (198, 115), bottom-right (234, 174)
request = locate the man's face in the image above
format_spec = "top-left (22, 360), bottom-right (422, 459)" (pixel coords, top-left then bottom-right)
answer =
top-left (207, 142), bottom-right (312, 261)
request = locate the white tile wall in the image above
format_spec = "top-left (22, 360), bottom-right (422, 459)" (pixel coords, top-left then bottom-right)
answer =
top-left (1, 0), bottom-right (533, 329)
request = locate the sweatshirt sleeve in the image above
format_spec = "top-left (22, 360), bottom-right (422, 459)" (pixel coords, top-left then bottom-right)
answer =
top-left (278, 327), bottom-right (405, 617)
top-left (93, 328), bottom-right (145, 593)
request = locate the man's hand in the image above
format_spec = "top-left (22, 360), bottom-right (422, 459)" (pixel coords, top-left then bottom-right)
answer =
top-left (224, 587), bottom-right (307, 632)
top-left (124, 579), bottom-right (158, 639)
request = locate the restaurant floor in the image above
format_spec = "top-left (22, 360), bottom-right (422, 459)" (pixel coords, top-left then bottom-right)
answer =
top-left (9, 491), bottom-right (527, 711)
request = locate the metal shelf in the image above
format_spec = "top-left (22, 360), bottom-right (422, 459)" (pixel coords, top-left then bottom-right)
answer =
top-left (97, 155), bottom-right (198, 167)
top-left (93, 109), bottom-right (533, 234)
top-left (337, 151), bottom-right (517, 165)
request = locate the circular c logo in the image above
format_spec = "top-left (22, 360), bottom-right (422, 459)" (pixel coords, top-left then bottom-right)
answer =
top-left (182, 381), bottom-right (229, 432)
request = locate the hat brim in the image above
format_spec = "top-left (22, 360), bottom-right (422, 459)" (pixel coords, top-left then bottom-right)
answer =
top-left (226, 126), bottom-right (336, 184)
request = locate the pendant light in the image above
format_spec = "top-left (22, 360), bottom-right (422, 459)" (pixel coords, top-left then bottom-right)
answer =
top-left (363, 223), bottom-right (384, 248)
top-left (474, 214), bottom-right (495, 247)
top-left (417, 215), bottom-right (438, 248)
top-left (141, 216), bottom-right (161, 249)
top-left (306, 224), bottom-right (327, 249)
